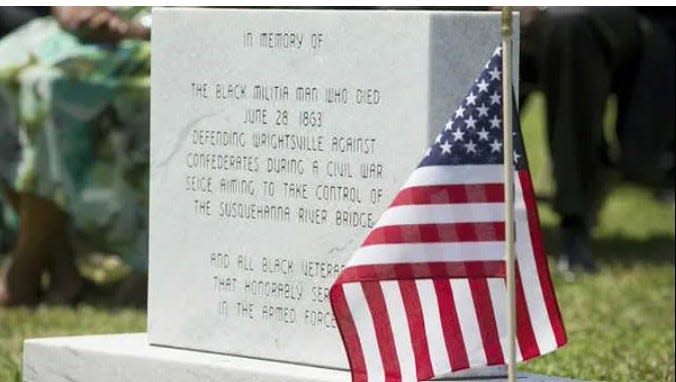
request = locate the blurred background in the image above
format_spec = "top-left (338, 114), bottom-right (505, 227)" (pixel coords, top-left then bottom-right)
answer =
top-left (0, 6), bottom-right (674, 382)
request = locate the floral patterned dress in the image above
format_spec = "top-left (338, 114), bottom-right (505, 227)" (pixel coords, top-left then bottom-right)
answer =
top-left (0, 9), bottom-right (150, 271)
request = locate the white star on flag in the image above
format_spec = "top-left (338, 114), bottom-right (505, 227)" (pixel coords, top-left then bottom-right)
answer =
top-left (455, 105), bottom-right (466, 118)
top-left (490, 138), bottom-right (503, 153)
top-left (452, 128), bottom-right (465, 141)
top-left (477, 103), bottom-right (489, 117)
top-left (488, 66), bottom-right (502, 81)
top-left (490, 115), bottom-right (502, 129)
top-left (464, 139), bottom-right (477, 153)
top-left (465, 92), bottom-right (477, 105)
top-left (440, 140), bottom-right (453, 155)
top-left (490, 90), bottom-right (501, 105)
top-left (477, 78), bottom-right (489, 93)
top-left (465, 115), bottom-right (477, 129)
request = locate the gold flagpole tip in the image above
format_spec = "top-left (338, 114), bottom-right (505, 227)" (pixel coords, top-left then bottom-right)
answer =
top-left (501, 7), bottom-right (513, 37)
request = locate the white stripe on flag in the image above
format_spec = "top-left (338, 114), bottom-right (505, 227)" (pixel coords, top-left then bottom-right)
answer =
top-left (349, 242), bottom-right (505, 267)
top-left (416, 279), bottom-right (452, 375)
top-left (381, 281), bottom-right (418, 382)
top-left (450, 279), bottom-right (488, 368)
top-left (375, 204), bottom-right (504, 228)
top-left (403, 165), bottom-right (503, 188)
top-left (487, 278), bottom-right (523, 362)
top-left (342, 283), bottom-right (385, 382)
top-left (515, 177), bottom-right (558, 354)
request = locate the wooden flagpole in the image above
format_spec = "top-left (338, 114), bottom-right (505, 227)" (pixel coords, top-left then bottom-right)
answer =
top-left (501, 7), bottom-right (517, 382)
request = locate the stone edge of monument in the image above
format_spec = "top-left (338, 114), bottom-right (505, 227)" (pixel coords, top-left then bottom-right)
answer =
top-left (23, 333), bottom-right (579, 382)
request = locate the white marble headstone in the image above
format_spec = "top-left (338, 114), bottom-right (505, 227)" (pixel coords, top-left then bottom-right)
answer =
top-left (149, 8), bottom-right (518, 370)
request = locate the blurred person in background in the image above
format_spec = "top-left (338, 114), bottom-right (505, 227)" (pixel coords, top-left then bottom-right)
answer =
top-left (0, 6), bottom-right (50, 273)
top-left (0, 6), bottom-right (150, 306)
top-left (520, 7), bottom-right (675, 275)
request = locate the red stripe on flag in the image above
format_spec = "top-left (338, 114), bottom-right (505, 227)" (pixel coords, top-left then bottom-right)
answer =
top-left (433, 280), bottom-right (470, 370)
top-left (363, 222), bottom-right (505, 246)
top-left (391, 184), bottom-right (504, 206)
top-left (469, 279), bottom-right (505, 365)
top-left (329, 285), bottom-right (368, 382)
top-left (518, 171), bottom-right (567, 347)
top-left (398, 280), bottom-right (434, 380)
top-left (514, 267), bottom-right (540, 360)
top-left (335, 261), bottom-right (505, 284)
top-left (361, 282), bottom-right (402, 381)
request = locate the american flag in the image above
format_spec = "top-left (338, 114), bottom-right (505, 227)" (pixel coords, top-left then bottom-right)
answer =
top-left (330, 46), bottom-right (567, 382)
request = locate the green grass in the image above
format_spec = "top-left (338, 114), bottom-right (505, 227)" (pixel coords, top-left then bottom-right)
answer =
top-left (1, 94), bottom-right (674, 381)
top-left (0, 306), bottom-right (145, 381)
top-left (518, 95), bottom-right (675, 381)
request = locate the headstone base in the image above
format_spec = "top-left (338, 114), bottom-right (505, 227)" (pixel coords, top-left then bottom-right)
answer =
top-left (23, 333), bottom-right (577, 382)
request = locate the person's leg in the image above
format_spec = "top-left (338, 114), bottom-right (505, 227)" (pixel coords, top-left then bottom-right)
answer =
top-left (540, 11), bottom-right (611, 273)
top-left (0, 190), bottom-right (83, 305)
top-left (45, 223), bottom-right (84, 305)
top-left (536, 8), bottom-right (642, 273)
top-left (614, 15), bottom-right (675, 195)
top-left (1, 191), bottom-right (51, 305)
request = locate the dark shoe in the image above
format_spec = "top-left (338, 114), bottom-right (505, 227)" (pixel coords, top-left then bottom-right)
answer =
top-left (557, 225), bottom-right (598, 276)
top-left (655, 187), bottom-right (675, 204)
top-left (112, 270), bottom-right (147, 308)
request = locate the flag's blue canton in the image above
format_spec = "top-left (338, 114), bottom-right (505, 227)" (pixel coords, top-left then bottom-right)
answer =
top-left (419, 47), bottom-right (525, 171)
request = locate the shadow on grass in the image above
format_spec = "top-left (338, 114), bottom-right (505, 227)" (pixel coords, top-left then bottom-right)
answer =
top-left (540, 226), bottom-right (675, 267)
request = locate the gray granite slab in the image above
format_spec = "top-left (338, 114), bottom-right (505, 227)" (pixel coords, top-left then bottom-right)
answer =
top-left (149, 8), bottom-right (520, 370)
